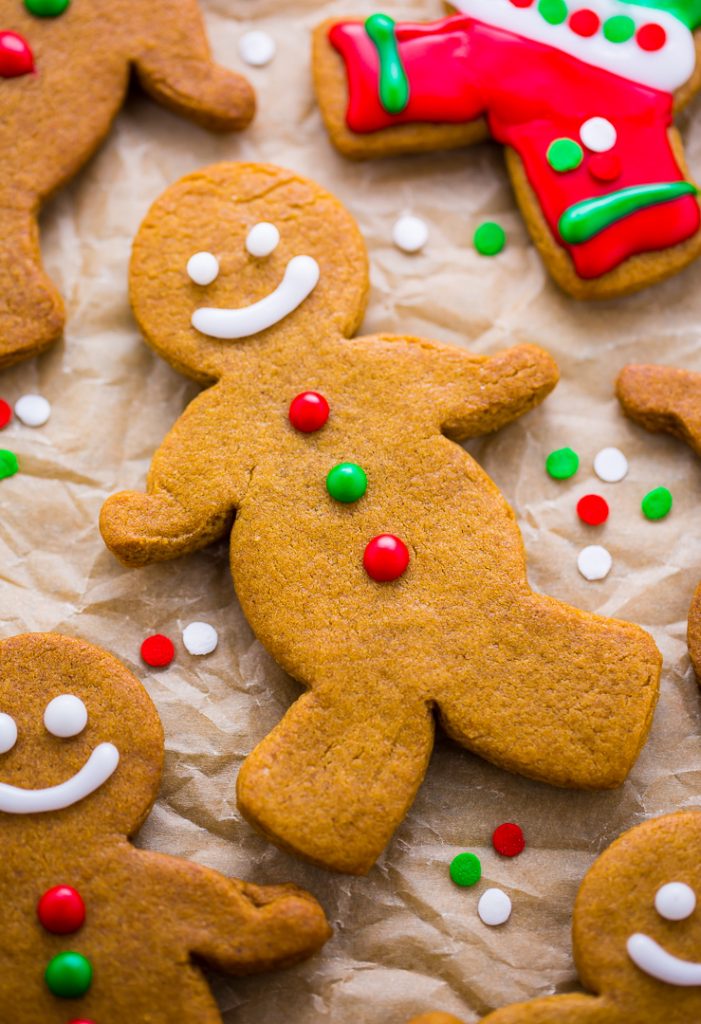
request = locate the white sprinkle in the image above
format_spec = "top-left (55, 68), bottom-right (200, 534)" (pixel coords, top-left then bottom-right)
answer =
top-left (580, 117), bottom-right (617, 153)
top-left (577, 545), bottom-right (613, 582)
top-left (238, 30), bottom-right (276, 67)
top-left (392, 214), bottom-right (429, 254)
top-left (14, 394), bottom-right (50, 427)
top-left (246, 222), bottom-right (280, 258)
top-left (478, 888), bottom-right (512, 927)
top-left (187, 252), bottom-right (219, 287)
top-left (594, 447), bottom-right (628, 483)
top-left (182, 622), bottom-right (219, 656)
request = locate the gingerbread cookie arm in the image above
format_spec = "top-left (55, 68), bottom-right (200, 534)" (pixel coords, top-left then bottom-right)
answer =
top-left (132, 1), bottom-right (255, 132)
top-left (482, 995), bottom-right (617, 1024)
top-left (616, 364), bottom-right (701, 455)
top-left (100, 384), bottom-right (248, 567)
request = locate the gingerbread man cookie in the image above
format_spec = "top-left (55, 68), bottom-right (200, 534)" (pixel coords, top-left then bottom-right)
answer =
top-left (0, 0), bottom-right (254, 370)
top-left (100, 162), bottom-right (661, 875)
top-left (0, 632), bottom-right (330, 1022)
top-left (312, 1), bottom-right (701, 300)
top-left (409, 812), bottom-right (701, 1024)
top-left (617, 361), bottom-right (701, 676)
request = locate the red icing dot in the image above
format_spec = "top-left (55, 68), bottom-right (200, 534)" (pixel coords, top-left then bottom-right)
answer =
top-left (37, 886), bottom-right (86, 935)
top-left (577, 494), bottom-right (609, 526)
top-left (0, 31), bottom-right (34, 78)
top-left (289, 392), bottom-right (329, 433)
top-left (363, 534), bottom-right (410, 582)
top-left (492, 823), bottom-right (525, 858)
top-left (509, 0), bottom-right (534, 6)
top-left (636, 23), bottom-right (667, 51)
top-left (68, 1020), bottom-right (96, 1024)
top-left (0, 399), bottom-right (11, 430)
top-left (140, 634), bottom-right (175, 667)
top-left (569, 9), bottom-right (601, 36)
top-left (589, 152), bottom-right (622, 183)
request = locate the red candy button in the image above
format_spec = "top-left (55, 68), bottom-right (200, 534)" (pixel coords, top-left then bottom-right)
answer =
top-left (493, 823), bottom-right (525, 858)
top-left (577, 494), bottom-right (609, 526)
top-left (569, 9), bottom-right (600, 36)
top-left (589, 152), bottom-right (622, 183)
top-left (0, 399), bottom-right (11, 429)
top-left (140, 634), bottom-right (175, 667)
top-left (0, 31), bottom-right (34, 77)
top-left (289, 391), bottom-right (329, 433)
top-left (637, 23), bottom-right (667, 51)
top-left (37, 886), bottom-right (86, 934)
top-left (68, 1020), bottom-right (96, 1024)
top-left (363, 534), bottom-right (410, 582)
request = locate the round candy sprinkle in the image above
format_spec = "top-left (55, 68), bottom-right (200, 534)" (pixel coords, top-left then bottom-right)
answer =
top-left (0, 399), bottom-right (11, 429)
top-left (547, 138), bottom-right (584, 173)
top-left (326, 462), bottom-right (368, 503)
top-left (637, 23), bottom-right (667, 51)
top-left (478, 888), bottom-right (512, 927)
top-left (577, 545), bottom-right (612, 581)
top-left (538, 0), bottom-right (568, 25)
top-left (492, 823), bottom-right (526, 858)
top-left (45, 951), bottom-right (92, 999)
top-left (187, 252), bottom-right (219, 286)
top-left (25, 0), bottom-right (71, 15)
top-left (569, 9), bottom-right (600, 36)
top-left (473, 221), bottom-right (506, 256)
top-left (603, 14), bottom-right (636, 42)
top-left (392, 214), bottom-right (429, 254)
top-left (594, 447), bottom-right (628, 483)
top-left (289, 392), bottom-right (329, 433)
top-left (0, 32), bottom-right (34, 78)
top-left (449, 851), bottom-right (482, 888)
top-left (238, 30), bottom-right (276, 67)
top-left (14, 394), bottom-right (51, 427)
top-left (589, 152), bottom-right (621, 183)
top-left (0, 450), bottom-right (19, 480)
top-left (182, 621), bottom-right (219, 656)
top-left (140, 634), bottom-right (175, 668)
top-left (246, 222), bottom-right (280, 258)
top-left (655, 882), bottom-right (696, 921)
top-left (546, 447), bottom-right (579, 480)
top-left (642, 487), bottom-right (672, 521)
top-left (577, 494), bottom-right (609, 526)
top-left (580, 117), bottom-right (617, 154)
top-left (38, 886), bottom-right (86, 935)
top-left (364, 534), bottom-right (410, 582)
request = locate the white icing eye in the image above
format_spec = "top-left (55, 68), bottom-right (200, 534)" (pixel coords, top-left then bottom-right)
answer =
top-left (0, 713), bottom-right (17, 754)
top-left (656, 882), bottom-right (697, 922)
top-left (187, 252), bottom-right (220, 286)
top-left (246, 222), bottom-right (280, 258)
top-left (44, 695), bottom-right (88, 739)
top-left (580, 117), bottom-right (617, 154)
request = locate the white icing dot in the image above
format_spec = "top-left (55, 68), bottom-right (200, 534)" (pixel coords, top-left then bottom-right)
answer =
top-left (187, 252), bottom-right (220, 287)
top-left (478, 888), bottom-right (512, 927)
top-left (238, 30), bottom-right (276, 67)
top-left (392, 214), bottom-right (429, 254)
top-left (44, 695), bottom-right (88, 739)
top-left (594, 447), bottom-right (629, 483)
top-left (656, 882), bottom-right (697, 921)
top-left (246, 222), bottom-right (280, 258)
top-left (182, 621), bottom-right (219, 656)
top-left (577, 545), bottom-right (613, 582)
top-left (0, 713), bottom-right (17, 754)
top-left (580, 117), bottom-right (617, 153)
top-left (14, 394), bottom-right (50, 427)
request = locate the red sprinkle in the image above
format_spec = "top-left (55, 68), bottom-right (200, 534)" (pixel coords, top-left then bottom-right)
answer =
top-left (569, 9), bottom-right (601, 37)
top-left (140, 634), bottom-right (175, 668)
top-left (0, 400), bottom-right (11, 430)
top-left (636, 23), bottom-right (667, 52)
top-left (492, 822), bottom-right (525, 858)
top-left (577, 494), bottom-right (609, 526)
top-left (589, 152), bottom-right (622, 183)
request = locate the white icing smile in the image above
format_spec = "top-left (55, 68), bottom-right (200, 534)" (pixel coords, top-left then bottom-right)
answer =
top-left (0, 742), bottom-right (120, 814)
top-left (627, 933), bottom-right (701, 987)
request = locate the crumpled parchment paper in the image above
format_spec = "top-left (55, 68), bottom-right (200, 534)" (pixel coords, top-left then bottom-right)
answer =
top-left (3, 1), bottom-right (701, 1020)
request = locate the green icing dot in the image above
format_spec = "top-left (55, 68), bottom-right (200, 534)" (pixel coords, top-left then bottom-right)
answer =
top-left (450, 852), bottom-right (482, 888)
top-left (642, 487), bottom-right (673, 520)
top-left (0, 450), bottom-right (18, 480)
top-left (326, 462), bottom-right (368, 503)
top-left (603, 15), bottom-right (636, 42)
top-left (546, 447), bottom-right (579, 480)
top-left (474, 222), bottom-right (506, 256)
top-left (538, 0), bottom-right (568, 25)
top-left (24, 0), bottom-right (70, 15)
top-left (547, 138), bottom-right (584, 173)
top-left (45, 952), bottom-right (93, 999)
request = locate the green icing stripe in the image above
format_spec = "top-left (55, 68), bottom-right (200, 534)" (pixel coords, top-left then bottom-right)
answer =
top-left (617, 0), bottom-right (701, 30)
top-left (365, 13), bottom-right (410, 115)
top-left (559, 181), bottom-right (698, 244)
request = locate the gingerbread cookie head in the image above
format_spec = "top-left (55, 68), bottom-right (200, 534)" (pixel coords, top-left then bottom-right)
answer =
top-left (130, 163), bottom-right (369, 383)
top-left (0, 633), bottom-right (163, 841)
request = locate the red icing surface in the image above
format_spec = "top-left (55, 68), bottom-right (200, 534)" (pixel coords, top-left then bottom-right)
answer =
top-left (329, 15), bottom-right (700, 278)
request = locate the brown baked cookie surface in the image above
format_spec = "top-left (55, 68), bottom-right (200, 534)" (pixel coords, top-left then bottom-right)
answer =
top-left (617, 362), bottom-right (701, 675)
top-left (0, 632), bottom-right (329, 1022)
top-left (101, 162), bottom-right (661, 875)
top-left (312, 2), bottom-right (701, 300)
top-left (0, 0), bottom-right (254, 370)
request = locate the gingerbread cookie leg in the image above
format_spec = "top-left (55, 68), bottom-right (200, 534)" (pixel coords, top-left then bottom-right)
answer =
top-left (616, 364), bottom-right (701, 455)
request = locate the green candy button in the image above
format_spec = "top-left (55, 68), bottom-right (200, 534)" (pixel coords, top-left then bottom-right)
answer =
top-left (25, 0), bottom-right (71, 15)
top-left (603, 15), bottom-right (636, 42)
top-left (642, 487), bottom-right (673, 521)
top-left (326, 462), bottom-right (368, 503)
top-left (546, 447), bottom-right (580, 480)
top-left (450, 852), bottom-right (482, 888)
top-left (474, 222), bottom-right (506, 256)
top-left (547, 138), bottom-right (584, 173)
top-left (538, 0), bottom-right (568, 24)
top-left (0, 450), bottom-right (18, 480)
top-left (45, 951), bottom-right (93, 999)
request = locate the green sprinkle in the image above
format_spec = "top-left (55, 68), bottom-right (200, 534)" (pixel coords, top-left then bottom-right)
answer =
top-left (547, 138), bottom-right (584, 173)
top-left (603, 14), bottom-right (636, 42)
top-left (546, 447), bottom-right (579, 480)
top-left (326, 462), bottom-right (368, 503)
top-left (0, 450), bottom-right (18, 480)
top-left (365, 13), bottom-right (410, 115)
top-left (538, 0), bottom-right (568, 25)
top-left (450, 852), bottom-right (482, 888)
top-left (474, 222), bottom-right (506, 256)
top-left (642, 487), bottom-right (673, 520)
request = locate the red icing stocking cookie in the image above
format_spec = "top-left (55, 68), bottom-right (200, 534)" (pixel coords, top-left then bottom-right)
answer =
top-left (313, 1), bottom-right (701, 300)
